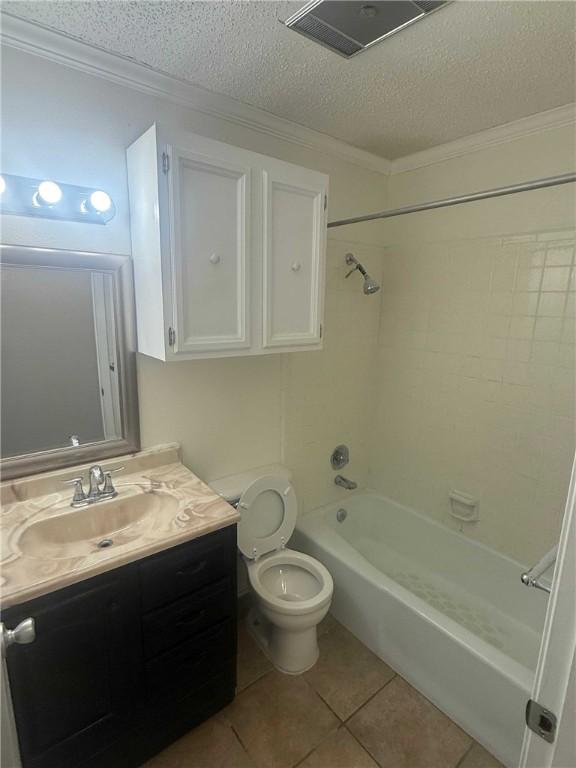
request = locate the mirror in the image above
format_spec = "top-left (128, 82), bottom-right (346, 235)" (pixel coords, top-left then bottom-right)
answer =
top-left (1, 266), bottom-right (121, 456)
top-left (0, 245), bottom-right (139, 479)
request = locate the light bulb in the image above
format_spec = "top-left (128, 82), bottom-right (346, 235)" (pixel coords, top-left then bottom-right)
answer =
top-left (89, 190), bottom-right (112, 213)
top-left (0, 176), bottom-right (5, 195)
top-left (37, 181), bottom-right (62, 205)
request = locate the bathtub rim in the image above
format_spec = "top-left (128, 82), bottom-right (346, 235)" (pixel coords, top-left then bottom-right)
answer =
top-left (306, 487), bottom-right (553, 578)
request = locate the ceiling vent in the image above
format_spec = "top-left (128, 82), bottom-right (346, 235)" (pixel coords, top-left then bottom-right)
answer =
top-left (284, 0), bottom-right (451, 58)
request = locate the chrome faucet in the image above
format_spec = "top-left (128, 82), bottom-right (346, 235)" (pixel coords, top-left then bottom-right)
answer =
top-left (334, 475), bottom-right (357, 491)
top-left (64, 465), bottom-right (124, 508)
top-left (88, 465), bottom-right (105, 500)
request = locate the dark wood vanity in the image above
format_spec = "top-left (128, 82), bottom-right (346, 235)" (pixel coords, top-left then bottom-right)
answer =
top-left (2, 525), bottom-right (237, 768)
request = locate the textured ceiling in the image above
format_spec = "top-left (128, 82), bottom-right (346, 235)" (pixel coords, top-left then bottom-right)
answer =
top-left (3, 0), bottom-right (575, 159)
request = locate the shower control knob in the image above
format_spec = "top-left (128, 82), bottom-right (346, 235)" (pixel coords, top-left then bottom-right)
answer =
top-left (291, 262), bottom-right (301, 272)
top-left (330, 444), bottom-right (350, 470)
top-left (209, 253), bottom-right (221, 265)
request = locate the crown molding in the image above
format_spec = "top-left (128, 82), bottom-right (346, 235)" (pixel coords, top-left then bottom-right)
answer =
top-left (0, 13), bottom-right (391, 176)
top-left (3, 13), bottom-right (572, 180)
top-left (390, 103), bottom-right (576, 174)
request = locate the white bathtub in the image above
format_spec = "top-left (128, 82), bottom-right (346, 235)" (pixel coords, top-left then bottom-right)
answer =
top-left (293, 492), bottom-right (549, 767)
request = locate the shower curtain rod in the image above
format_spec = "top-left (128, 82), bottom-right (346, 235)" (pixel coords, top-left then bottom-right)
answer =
top-left (327, 172), bottom-right (576, 229)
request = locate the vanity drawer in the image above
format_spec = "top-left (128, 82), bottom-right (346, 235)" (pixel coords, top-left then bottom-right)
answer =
top-left (139, 525), bottom-right (236, 611)
top-left (142, 577), bottom-right (234, 659)
top-left (145, 620), bottom-right (235, 703)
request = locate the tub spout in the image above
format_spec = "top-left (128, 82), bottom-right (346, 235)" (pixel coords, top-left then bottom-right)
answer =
top-left (335, 475), bottom-right (357, 490)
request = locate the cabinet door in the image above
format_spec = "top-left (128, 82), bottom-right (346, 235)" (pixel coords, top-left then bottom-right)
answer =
top-left (4, 571), bottom-right (140, 768)
top-left (168, 145), bottom-right (251, 355)
top-left (261, 164), bottom-right (327, 349)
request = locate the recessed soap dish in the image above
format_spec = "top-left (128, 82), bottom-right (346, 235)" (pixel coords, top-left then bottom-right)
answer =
top-left (449, 490), bottom-right (479, 523)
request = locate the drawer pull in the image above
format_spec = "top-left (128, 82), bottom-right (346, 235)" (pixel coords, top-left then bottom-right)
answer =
top-left (176, 610), bottom-right (206, 630)
top-left (177, 560), bottom-right (207, 578)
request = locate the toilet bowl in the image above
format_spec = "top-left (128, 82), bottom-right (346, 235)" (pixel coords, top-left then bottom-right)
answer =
top-left (211, 466), bottom-right (333, 675)
top-left (246, 548), bottom-right (333, 673)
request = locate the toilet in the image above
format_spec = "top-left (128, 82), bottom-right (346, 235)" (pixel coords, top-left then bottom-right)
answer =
top-left (211, 466), bottom-right (333, 675)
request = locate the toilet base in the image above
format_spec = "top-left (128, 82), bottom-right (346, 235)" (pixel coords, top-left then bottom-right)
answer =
top-left (247, 607), bottom-right (319, 676)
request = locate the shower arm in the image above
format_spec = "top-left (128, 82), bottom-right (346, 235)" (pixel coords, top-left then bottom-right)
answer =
top-left (328, 172), bottom-right (576, 229)
top-left (345, 253), bottom-right (367, 278)
top-left (345, 264), bottom-right (366, 279)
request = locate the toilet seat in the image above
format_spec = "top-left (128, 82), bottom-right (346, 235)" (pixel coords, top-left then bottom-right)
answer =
top-left (247, 549), bottom-right (333, 616)
top-left (237, 475), bottom-right (297, 560)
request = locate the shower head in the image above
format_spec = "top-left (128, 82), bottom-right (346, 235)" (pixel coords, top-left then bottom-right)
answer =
top-left (363, 275), bottom-right (380, 295)
top-left (345, 253), bottom-right (381, 295)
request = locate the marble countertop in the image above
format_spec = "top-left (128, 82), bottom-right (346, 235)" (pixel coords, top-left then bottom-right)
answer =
top-left (0, 444), bottom-right (239, 609)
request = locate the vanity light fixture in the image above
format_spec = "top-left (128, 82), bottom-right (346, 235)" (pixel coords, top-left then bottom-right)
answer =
top-left (0, 173), bottom-right (116, 224)
top-left (83, 190), bottom-right (112, 214)
top-left (35, 180), bottom-right (63, 206)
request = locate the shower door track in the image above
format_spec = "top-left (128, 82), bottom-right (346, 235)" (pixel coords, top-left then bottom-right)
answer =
top-left (327, 172), bottom-right (576, 228)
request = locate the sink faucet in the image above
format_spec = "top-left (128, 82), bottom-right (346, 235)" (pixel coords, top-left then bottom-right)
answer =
top-left (334, 475), bottom-right (357, 491)
top-left (88, 465), bottom-right (105, 500)
top-left (64, 465), bottom-right (124, 508)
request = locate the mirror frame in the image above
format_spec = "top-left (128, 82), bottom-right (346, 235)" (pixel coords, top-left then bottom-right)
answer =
top-left (0, 244), bottom-right (140, 479)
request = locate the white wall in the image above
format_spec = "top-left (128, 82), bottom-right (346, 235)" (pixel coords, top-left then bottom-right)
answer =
top-left (0, 45), bottom-right (387, 507)
top-left (370, 125), bottom-right (576, 564)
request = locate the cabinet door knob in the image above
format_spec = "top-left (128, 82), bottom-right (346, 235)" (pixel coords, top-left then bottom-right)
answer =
top-left (209, 253), bottom-right (221, 265)
top-left (291, 262), bottom-right (302, 272)
top-left (2, 618), bottom-right (36, 651)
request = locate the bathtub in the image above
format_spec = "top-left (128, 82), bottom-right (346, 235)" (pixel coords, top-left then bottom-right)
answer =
top-left (293, 492), bottom-right (549, 768)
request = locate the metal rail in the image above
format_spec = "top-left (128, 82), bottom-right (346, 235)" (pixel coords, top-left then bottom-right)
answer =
top-left (521, 544), bottom-right (558, 595)
top-left (327, 172), bottom-right (576, 229)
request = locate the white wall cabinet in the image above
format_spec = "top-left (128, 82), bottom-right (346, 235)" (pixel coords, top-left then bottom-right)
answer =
top-left (127, 124), bottom-right (328, 361)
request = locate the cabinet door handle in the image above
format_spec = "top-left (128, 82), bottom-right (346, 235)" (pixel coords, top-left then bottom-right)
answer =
top-left (291, 262), bottom-right (302, 272)
top-left (1, 618), bottom-right (35, 652)
top-left (176, 559), bottom-right (207, 578)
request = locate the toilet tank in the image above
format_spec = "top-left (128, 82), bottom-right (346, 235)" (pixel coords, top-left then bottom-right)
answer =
top-left (209, 464), bottom-right (292, 502)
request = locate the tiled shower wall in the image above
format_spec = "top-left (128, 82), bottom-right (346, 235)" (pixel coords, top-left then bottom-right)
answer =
top-left (282, 238), bottom-right (384, 513)
top-left (369, 230), bottom-right (575, 564)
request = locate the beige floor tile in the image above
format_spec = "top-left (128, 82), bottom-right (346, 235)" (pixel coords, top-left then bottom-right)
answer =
top-left (304, 622), bottom-right (395, 720)
top-left (224, 671), bottom-right (339, 768)
top-left (143, 715), bottom-right (254, 768)
top-left (348, 677), bottom-right (472, 768)
top-left (237, 621), bottom-right (273, 691)
top-left (458, 743), bottom-right (505, 768)
top-left (299, 726), bottom-right (379, 768)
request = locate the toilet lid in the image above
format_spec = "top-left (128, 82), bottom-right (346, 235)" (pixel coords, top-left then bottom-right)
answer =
top-left (237, 475), bottom-right (297, 559)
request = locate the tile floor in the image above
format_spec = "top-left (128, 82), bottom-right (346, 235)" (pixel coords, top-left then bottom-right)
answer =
top-left (145, 610), bottom-right (505, 768)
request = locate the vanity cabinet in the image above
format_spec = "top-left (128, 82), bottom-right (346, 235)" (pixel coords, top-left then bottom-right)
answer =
top-left (127, 124), bottom-right (328, 361)
top-left (2, 525), bottom-right (237, 768)
top-left (4, 571), bottom-right (140, 768)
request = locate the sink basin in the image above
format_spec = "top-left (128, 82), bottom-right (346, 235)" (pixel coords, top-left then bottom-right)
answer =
top-left (17, 492), bottom-right (179, 559)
